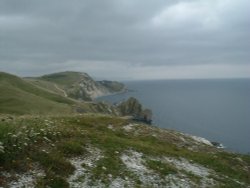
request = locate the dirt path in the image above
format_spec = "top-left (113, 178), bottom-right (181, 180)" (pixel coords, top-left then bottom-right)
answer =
top-left (54, 84), bottom-right (68, 97)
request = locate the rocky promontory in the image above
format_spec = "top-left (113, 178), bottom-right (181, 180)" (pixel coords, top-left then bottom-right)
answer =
top-left (28, 71), bottom-right (126, 101)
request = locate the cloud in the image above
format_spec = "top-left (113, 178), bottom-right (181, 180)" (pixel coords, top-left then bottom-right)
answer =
top-left (152, 1), bottom-right (220, 30)
top-left (0, 0), bottom-right (249, 80)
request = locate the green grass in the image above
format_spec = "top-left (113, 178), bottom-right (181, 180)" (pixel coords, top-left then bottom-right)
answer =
top-left (0, 72), bottom-right (74, 115)
top-left (40, 71), bottom-right (86, 86)
top-left (0, 115), bottom-right (249, 187)
top-left (90, 155), bottom-right (126, 184)
top-left (25, 78), bottom-right (66, 96)
top-left (36, 174), bottom-right (70, 188)
top-left (32, 151), bottom-right (75, 176)
top-left (57, 140), bottom-right (86, 156)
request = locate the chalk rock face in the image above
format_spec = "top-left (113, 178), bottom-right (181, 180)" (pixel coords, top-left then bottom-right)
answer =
top-left (39, 71), bottom-right (125, 101)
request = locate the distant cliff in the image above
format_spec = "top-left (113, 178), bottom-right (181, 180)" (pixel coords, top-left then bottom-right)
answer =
top-left (28, 71), bottom-right (126, 101)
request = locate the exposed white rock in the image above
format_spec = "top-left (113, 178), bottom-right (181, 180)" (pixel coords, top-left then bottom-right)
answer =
top-left (3, 165), bottom-right (45, 188)
top-left (164, 174), bottom-right (195, 188)
top-left (121, 150), bottom-right (161, 186)
top-left (120, 150), bottom-right (219, 188)
top-left (108, 124), bottom-right (114, 130)
top-left (122, 124), bottom-right (135, 132)
top-left (163, 157), bottom-right (216, 187)
top-left (109, 177), bottom-right (133, 188)
top-left (164, 157), bottom-right (210, 177)
top-left (68, 146), bottom-right (104, 188)
top-left (0, 141), bottom-right (4, 153)
top-left (121, 150), bottom-right (147, 172)
top-left (121, 150), bottom-right (185, 187)
top-left (189, 135), bottom-right (213, 146)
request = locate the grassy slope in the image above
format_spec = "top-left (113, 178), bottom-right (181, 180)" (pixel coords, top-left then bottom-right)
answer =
top-left (39, 71), bottom-right (86, 86)
top-left (0, 72), bottom-right (120, 115)
top-left (24, 78), bottom-right (66, 96)
top-left (0, 115), bottom-right (249, 187)
top-left (0, 72), bottom-right (75, 115)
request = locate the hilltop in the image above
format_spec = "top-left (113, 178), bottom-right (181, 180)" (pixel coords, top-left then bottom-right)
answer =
top-left (26, 71), bottom-right (126, 101)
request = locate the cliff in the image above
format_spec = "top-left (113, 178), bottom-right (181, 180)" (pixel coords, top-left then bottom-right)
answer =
top-left (28, 71), bottom-right (126, 101)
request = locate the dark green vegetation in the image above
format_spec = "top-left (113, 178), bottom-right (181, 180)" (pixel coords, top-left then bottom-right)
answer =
top-left (0, 115), bottom-right (249, 187)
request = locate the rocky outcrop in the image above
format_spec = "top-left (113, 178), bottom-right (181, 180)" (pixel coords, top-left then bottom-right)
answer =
top-left (117, 97), bottom-right (143, 116)
top-left (117, 97), bottom-right (152, 123)
top-left (97, 80), bottom-right (126, 93)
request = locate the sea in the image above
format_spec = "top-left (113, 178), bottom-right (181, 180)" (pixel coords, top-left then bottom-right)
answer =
top-left (97, 79), bottom-right (250, 154)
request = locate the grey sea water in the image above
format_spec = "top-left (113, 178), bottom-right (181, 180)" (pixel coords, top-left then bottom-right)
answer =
top-left (97, 79), bottom-right (250, 154)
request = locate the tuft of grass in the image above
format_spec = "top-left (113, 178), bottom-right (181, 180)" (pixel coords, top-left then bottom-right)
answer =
top-left (91, 155), bottom-right (125, 183)
top-left (36, 174), bottom-right (69, 188)
top-left (57, 140), bottom-right (86, 156)
top-left (32, 151), bottom-right (75, 177)
top-left (47, 176), bottom-right (69, 188)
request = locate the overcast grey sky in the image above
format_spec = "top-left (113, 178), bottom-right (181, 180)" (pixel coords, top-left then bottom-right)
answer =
top-left (0, 0), bottom-right (249, 80)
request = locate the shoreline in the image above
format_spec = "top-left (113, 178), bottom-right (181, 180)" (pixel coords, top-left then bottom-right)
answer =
top-left (94, 88), bottom-right (128, 101)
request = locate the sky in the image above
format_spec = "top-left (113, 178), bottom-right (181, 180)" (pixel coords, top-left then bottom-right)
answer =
top-left (0, 0), bottom-right (250, 80)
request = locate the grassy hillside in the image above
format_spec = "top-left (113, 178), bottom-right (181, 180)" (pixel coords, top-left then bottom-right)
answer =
top-left (0, 114), bottom-right (249, 187)
top-left (0, 72), bottom-right (122, 115)
top-left (0, 72), bottom-right (76, 115)
top-left (40, 71), bottom-right (88, 86)
top-left (25, 78), bottom-right (67, 97)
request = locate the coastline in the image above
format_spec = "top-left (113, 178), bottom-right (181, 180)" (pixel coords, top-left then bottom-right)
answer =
top-left (94, 88), bottom-right (128, 101)
top-left (94, 79), bottom-right (250, 154)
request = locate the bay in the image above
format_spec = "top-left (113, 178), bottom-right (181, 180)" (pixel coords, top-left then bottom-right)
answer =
top-left (97, 79), bottom-right (250, 154)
